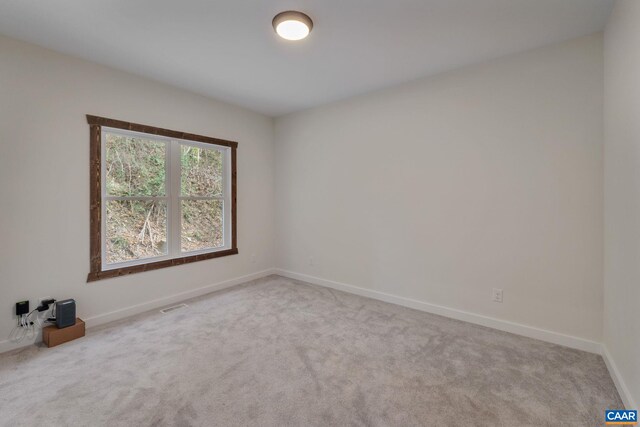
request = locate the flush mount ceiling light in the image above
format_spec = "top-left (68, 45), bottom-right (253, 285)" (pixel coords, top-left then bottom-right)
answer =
top-left (272, 11), bottom-right (313, 41)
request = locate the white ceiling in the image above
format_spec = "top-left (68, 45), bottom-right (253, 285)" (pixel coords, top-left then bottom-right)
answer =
top-left (0, 0), bottom-right (613, 116)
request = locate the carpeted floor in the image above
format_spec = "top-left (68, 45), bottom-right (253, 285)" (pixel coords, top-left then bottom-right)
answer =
top-left (0, 275), bottom-right (622, 426)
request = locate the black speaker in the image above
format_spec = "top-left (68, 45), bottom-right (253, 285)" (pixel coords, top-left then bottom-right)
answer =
top-left (55, 299), bottom-right (76, 329)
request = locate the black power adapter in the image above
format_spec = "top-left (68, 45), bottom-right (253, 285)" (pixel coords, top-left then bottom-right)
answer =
top-left (37, 299), bottom-right (56, 312)
top-left (16, 301), bottom-right (29, 316)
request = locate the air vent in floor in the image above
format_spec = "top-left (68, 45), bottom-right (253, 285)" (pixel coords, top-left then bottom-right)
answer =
top-left (160, 303), bottom-right (188, 314)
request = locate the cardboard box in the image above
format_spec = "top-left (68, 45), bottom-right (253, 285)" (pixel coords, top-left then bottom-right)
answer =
top-left (42, 318), bottom-right (85, 348)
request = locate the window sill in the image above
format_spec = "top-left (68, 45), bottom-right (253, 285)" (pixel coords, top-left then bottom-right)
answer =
top-left (87, 248), bottom-right (238, 282)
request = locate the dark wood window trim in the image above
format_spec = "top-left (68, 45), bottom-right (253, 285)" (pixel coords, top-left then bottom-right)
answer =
top-left (87, 115), bottom-right (238, 282)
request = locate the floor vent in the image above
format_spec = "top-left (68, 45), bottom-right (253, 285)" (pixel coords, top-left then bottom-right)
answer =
top-left (160, 303), bottom-right (188, 314)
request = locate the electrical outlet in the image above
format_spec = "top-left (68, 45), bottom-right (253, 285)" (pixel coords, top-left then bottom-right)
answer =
top-left (250, 254), bottom-right (256, 264)
top-left (492, 288), bottom-right (503, 303)
top-left (309, 256), bottom-right (314, 266)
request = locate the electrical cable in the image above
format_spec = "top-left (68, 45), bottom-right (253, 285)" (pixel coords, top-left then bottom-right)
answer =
top-left (11, 304), bottom-right (56, 343)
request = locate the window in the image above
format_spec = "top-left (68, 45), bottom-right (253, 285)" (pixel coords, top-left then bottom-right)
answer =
top-left (87, 115), bottom-right (237, 281)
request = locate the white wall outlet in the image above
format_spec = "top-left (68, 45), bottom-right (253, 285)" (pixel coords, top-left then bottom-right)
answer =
top-left (309, 256), bottom-right (314, 266)
top-left (492, 288), bottom-right (503, 303)
top-left (250, 254), bottom-right (256, 264)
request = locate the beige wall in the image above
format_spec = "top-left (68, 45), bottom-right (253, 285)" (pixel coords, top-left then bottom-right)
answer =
top-left (1, 27), bottom-right (623, 377)
top-left (604, 0), bottom-right (640, 409)
top-left (0, 36), bottom-right (276, 349)
top-left (275, 34), bottom-right (604, 343)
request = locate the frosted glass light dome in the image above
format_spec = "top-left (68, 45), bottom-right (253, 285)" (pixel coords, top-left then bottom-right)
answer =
top-left (273, 11), bottom-right (313, 41)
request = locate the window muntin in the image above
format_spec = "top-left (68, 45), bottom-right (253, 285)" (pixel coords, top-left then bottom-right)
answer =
top-left (101, 128), bottom-right (232, 271)
top-left (87, 115), bottom-right (238, 282)
top-left (175, 140), bottom-right (230, 256)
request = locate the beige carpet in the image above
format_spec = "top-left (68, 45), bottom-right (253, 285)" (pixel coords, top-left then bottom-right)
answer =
top-left (0, 275), bottom-right (622, 426)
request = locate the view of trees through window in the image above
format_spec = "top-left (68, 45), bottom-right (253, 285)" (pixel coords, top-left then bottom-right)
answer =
top-left (104, 132), bottom-right (224, 264)
top-left (180, 145), bottom-right (224, 253)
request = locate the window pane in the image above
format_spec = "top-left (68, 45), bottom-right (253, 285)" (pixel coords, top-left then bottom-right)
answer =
top-left (106, 200), bottom-right (167, 264)
top-left (105, 132), bottom-right (166, 197)
top-left (181, 200), bottom-right (223, 252)
top-left (181, 144), bottom-right (223, 197)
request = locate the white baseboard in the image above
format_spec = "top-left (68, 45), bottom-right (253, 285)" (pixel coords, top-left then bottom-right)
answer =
top-left (4, 267), bottom-right (633, 409)
top-left (601, 345), bottom-right (638, 410)
top-left (0, 330), bottom-right (46, 355)
top-left (274, 269), bottom-right (603, 354)
top-left (0, 268), bottom-right (277, 355)
top-left (83, 268), bottom-right (277, 328)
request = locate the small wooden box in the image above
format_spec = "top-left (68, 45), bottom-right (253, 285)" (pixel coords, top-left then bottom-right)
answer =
top-left (42, 318), bottom-right (85, 348)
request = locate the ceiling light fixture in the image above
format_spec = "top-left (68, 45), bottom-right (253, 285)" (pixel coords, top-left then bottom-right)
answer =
top-left (272, 11), bottom-right (313, 41)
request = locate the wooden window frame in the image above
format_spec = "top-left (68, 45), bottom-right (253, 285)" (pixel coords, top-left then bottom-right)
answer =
top-left (87, 115), bottom-right (238, 282)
